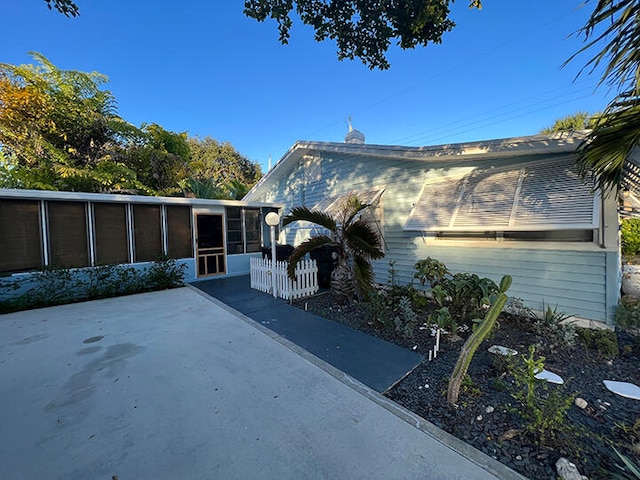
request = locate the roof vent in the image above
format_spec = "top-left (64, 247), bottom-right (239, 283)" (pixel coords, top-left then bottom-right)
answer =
top-left (345, 117), bottom-right (365, 144)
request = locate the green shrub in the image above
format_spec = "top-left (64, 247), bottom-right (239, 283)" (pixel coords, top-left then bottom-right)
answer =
top-left (429, 306), bottom-right (457, 335)
top-left (146, 256), bottom-right (186, 290)
top-left (0, 258), bottom-right (186, 313)
top-left (364, 290), bottom-right (394, 333)
top-left (577, 327), bottom-right (619, 357)
top-left (616, 297), bottom-right (640, 331)
top-left (394, 295), bottom-right (418, 338)
top-left (438, 273), bottom-right (500, 321)
top-left (505, 297), bottom-right (534, 319)
top-left (533, 303), bottom-right (577, 348)
top-left (622, 218), bottom-right (640, 256)
top-left (413, 257), bottom-right (449, 287)
top-left (509, 345), bottom-right (575, 445)
top-left (388, 284), bottom-right (428, 309)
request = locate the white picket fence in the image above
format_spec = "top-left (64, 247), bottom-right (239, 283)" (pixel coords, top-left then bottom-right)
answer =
top-left (250, 257), bottom-right (318, 300)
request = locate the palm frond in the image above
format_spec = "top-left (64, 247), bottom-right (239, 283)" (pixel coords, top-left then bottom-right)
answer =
top-left (577, 91), bottom-right (640, 191)
top-left (282, 206), bottom-right (337, 232)
top-left (344, 218), bottom-right (385, 259)
top-left (566, 0), bottom-right (640, 93)
top-left (287, 235), bottom-right (336, 279)
top-left (338, 194), bottom-right (367, 227)
top-left (610, 446), bottom-right (640, 479)
top-left (353, 255), bottom-right (375, 296)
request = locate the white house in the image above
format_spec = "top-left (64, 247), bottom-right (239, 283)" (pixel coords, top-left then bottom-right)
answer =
top-left (244, 131), bottom-right (620, 326)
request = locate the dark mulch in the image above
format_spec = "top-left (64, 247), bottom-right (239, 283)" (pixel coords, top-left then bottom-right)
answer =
top-left (293, 292), bottom-right (640, 480)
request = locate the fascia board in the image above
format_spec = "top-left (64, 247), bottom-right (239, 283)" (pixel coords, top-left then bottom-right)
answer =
top-left (0, 188), bottom-right (283, 209)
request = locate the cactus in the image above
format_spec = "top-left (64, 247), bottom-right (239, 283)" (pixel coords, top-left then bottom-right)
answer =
top-left (447, 275), bottom-right (511, 406)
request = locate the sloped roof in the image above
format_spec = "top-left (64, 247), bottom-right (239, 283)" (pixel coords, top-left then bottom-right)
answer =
top-left (245, 132), bottom-right (587, 201)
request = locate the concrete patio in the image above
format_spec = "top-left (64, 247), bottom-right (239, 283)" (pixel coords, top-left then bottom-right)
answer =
top-left (0, 287), bottom-right (525, 480)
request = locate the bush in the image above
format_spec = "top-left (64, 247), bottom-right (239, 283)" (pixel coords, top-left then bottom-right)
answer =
top-left (436, 273), bottom-right (500, 322)
top-left (509, 345), bottom-right (575, 445)
top-left (0, 258), bottom-right (186, 313)
top-left (533, 303), bottom-right (577, 349)
top-left (622, 218), bottom-right (640, 256)
top-left (364, 289), bottom-right (394, 334)
top-left (413, 257), bottom-right (449, 287)
top-left (577, 327), bottom-right (619, 357)
top-left (394, 295), bottom-right (418, 338)
top-left (616, 297), bottom-right (640, 331)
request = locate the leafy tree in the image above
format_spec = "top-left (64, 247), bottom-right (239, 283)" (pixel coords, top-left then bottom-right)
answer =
top-left (124, 124), bottom-right (190, 195)
top-left (540, 111), bottom-right (602, 134)
top-left (244, 0), bottom-right (482, 70)
top-left (182, 177), bottom-right (226, 199)
top-left (283, 194), bottom-right (385, 304)
top-left (0, 52), bottom-right (146, 192)
top-left (187, 136), bottom-right (262, 195)
top-left (567, 0), bottom-right (640, 191)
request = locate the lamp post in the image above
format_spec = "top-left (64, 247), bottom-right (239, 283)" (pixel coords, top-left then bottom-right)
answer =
top-left (265, 212), bottom-right (280, 298)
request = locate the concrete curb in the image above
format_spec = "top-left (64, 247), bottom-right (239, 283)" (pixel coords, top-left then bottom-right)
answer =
top-left (187, 285), bottom-right (529, 480)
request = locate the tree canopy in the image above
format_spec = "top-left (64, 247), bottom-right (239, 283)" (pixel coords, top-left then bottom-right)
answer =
top-left (244, 0), bottom-right (482, 69)
top-left (0, 53), bottom-right (261, 196)
top-left (540, 111), bottom-right (601, 134)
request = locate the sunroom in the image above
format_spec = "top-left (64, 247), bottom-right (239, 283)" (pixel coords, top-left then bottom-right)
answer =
top-left (0, 189), bottom-right (281, 283)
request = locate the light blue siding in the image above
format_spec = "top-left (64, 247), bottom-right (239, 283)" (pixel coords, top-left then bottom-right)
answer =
top-left (248, 150), bottom-right (617, 324)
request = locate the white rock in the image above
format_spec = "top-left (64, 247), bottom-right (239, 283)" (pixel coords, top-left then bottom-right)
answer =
top-left (535, 369), bottom-right (564, 385)
top-left (556, 457), bottom-right (588, 480)
top-left (603, 380), bottom-right (640, 400)
top-left (485, 406), bottom-right (495, 414)
top-left (488, 345), bottom-right (518, 356)
top-left (574, 397), bottom-right (588, 409)
top-left (476, 415), bottom-right (483, 421)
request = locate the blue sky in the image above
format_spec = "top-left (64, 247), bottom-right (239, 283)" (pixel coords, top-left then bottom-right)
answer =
top-left (2, 1), bottom-right (611, 173)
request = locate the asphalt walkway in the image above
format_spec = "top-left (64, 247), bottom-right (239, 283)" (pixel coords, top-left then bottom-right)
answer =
top-left (191, 275), bottom-right (422, 393)
top-left (0, 287), bottom-right (526, 479)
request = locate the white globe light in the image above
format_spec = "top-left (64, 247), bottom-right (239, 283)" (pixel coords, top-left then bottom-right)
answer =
top-left (265, 212), bottom-right (280, 226)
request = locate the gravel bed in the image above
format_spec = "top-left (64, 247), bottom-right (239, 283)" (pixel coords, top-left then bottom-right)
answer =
top-left (293, 292), bottom-right (640, 480)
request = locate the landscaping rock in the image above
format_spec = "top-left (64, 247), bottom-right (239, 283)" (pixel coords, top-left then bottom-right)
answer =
top-left (488, 345), bottom-right (518, 356)
top-left (556, 457), bottom-right (588, 480)
top-left (574, 397), bottom-right (588, 409)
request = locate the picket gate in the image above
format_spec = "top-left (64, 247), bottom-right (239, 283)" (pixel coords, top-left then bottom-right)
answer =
top-left (250, 257), bottom-right (318, 300)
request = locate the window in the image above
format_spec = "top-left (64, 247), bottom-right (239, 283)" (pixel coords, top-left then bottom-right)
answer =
top-left (133, 204), bottom-right (162, 262)
top-left (404, 157), bottom-right (599, 235)
top-left (166, 205), bottom-right (193, 259)
top-left (226, 206), bottom-right (243, 254)
top-left (47, 201), bottom-right (89, 268)
top-left (225, 207), bottom-right (262, 254)
top-left (93, 203), bottom-right (130, 265)
top-left (244, 208), bottom-right (261, 253)
top-left (0, 199), bottom-right (43, 273)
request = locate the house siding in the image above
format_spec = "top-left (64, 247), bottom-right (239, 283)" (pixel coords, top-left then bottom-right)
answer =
top-left (248, 150), bottom-right (617, 324)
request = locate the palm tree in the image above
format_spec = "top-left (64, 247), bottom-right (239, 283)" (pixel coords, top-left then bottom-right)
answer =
top-left (567, 0), bottom-right (640, 191)
top-left (282, 194), bottom-right (385, 304)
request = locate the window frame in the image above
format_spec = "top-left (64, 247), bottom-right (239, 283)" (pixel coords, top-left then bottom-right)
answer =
top-left (225, 207), bottom-right (262, 255)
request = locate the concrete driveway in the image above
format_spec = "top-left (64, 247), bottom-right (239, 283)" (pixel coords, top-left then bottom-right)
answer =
top-left (0, 287), bottom-right (524, 480)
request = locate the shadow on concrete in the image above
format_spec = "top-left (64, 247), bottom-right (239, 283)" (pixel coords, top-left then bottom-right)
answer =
top-left (191, 275), bottom-right (423, 393)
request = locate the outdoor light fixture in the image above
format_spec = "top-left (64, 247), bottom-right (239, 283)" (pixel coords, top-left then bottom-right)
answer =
top-left (265, 212), bottom-right (280, 298)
